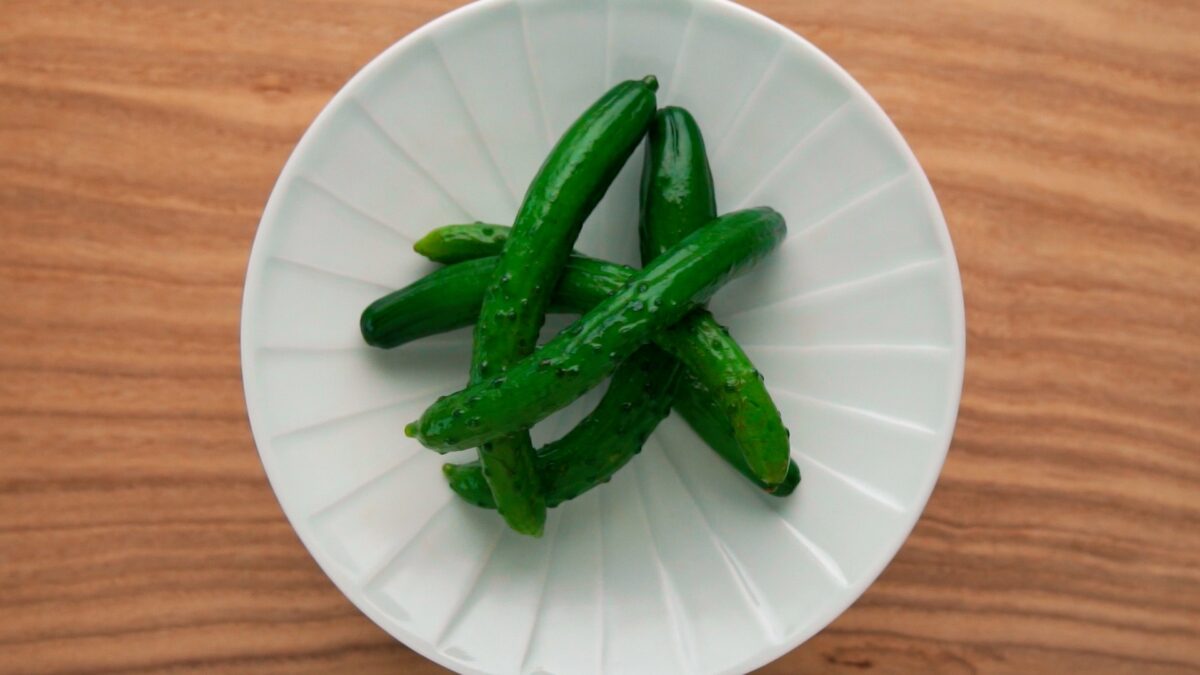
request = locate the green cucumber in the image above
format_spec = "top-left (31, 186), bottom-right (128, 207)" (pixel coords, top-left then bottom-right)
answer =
top-left (444, 107), bottom-right (717, 510)
top-left (360, 254), bottom-right (615, 349)
top-left (445, 364), bottom-right (799, 509)
top-left (639, 107), bottom-right (718, 262)
top-left (408, 207), bottom-right (787, 459)
top-left (650, 312), bottom-right (791, 485)
top-left (462, 75), bottom-right (659, 536)
top-left (442, 152), bottom-right (800, 508)
top-left (361, 245), bottom-right (801, 493)
top-left (637, 108), bottom-right (792, 487)
top-left (444, 346), bottom-right (679, 509)
top-left (413, 223), bottom-right (509, 264)
top-left (360, 257), bottom-right (492, 348)
top-left (673, 373), bottom-right (800, 495)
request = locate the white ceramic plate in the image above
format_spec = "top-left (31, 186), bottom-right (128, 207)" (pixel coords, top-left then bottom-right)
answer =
top-left (240, 0), bottom-right (965, 672)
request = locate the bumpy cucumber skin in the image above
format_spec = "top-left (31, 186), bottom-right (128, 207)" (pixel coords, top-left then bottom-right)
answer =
top-left (359, 254), bottom-right (611, 350)
top-left (362, 240), bottom-right (798, 493)
top-left (673, 373), bottom-right (800, 495)
top-left (360, 258), bottom-right (491, 348)
top-left (473, 76), bottom-right (659, 375)
top-left (412, 207), bottom-right (786, 453)
top-left (444, 347), bottom-right (679, 509)
top-left (413, 223), bottom-right (510, 264)
top-left (638, 109), bottom-right (792, 486)
top-left (444, 109), bottom-right (712, 511)
top-left (446, 107), bottom-right (712, 510)
top-left (465, 76), bottom-right (659, 536)
top-left (446, 363), bottom-right (799, 509)
top-left (639, 107), bottom-right (718, 262)
top-left (441, 462), bottom-right (495, 509)
top-left (652, 312), bottom-right (791, 485)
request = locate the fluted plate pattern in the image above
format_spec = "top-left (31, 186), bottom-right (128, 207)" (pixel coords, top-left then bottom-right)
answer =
top-left (240, 0), bottom-right (965, 672)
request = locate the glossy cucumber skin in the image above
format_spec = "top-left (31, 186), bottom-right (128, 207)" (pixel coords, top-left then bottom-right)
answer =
top-left (638, 109), bottom-right (791, 485)
top-left (360, 258), bottom-right (492, 348)
top-left (444, 346), bottom-right (679, 509)
top-left (651, 312), bottom-right (791, 485)
top-left (362, 244), bottom-right (799, 493)
top-left (410, 207), bottom-right (787, 453)
top-left (445, 364), bottom-right (799, 509)
top-left (413, 223), bottom-right (510, 264)
top-left (673, 373), bottom-right (800, 495)
top-left (486, 106), bottom-right (715, 508)
top-left (473, 75), bottom-right (659, 375)
top-left (398, 218), bottom-right (792, 485)
top-left (465, 76), bottom-right (659, 536)
top-left (639, 107), bottom-right (718, 262)
top-left (359, 254), bottom-right (615, 349)
top-left (444, 107), bottom-right (712, 510)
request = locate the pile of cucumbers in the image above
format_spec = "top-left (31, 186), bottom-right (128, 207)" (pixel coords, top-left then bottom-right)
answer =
top-left (360, 75), bottom-right (796, 537)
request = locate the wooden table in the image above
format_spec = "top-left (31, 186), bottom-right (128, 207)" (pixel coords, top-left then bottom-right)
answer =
top-left (2, 1), bottom-right (1197, 672)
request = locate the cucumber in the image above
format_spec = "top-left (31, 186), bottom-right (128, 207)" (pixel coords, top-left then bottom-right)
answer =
top-left (408, 207), bottom-right (787, 459)
top-left (413, 223), bottom-right (510, 264)
top-left (444, 346), bottom-right (680, 509)
top-left (360, 253), bottom-right (614, 349)
top-left (637, 108), bottom-right (791, 486)
top-left (445, 108), bottom-right (712, 511)
top-left (361, 246), bottom-right (801, 493)
top-left (437, 110), bottom-right (795, 506)
top-left (445, 366), bottom-right (800, 509)
top-left (651, 312), bottom-right (792, 486)
top-left (639, 107), bottom-right (718, 262)
top-left (462, 75), bottom-right (659, 536)
top-left (360, 257), bottom-right (492, 348)
top-left (673, 373), bottom-right (800, 495)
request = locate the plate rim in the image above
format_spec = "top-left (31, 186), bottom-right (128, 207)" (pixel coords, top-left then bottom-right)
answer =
top-left (239, 0), bottom-right (967, 672)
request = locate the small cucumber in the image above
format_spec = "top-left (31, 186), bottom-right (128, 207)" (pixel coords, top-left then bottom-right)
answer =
top-left (445, 367), bottom-right (800, 509)
top-left (413, 223), bottom-right (510, 264)
top-left (639, 106), bottom-right (718, 262)
top-left (673, 373), bottom-right (800, 495)
top-left (444, 347), bottom-right (680, 508)
top-left (465, 75), bottom-right (659, 536)
top-left (409, 207), bottom-right (787, 456)
top-left (362, 246), bottom-right (800, 493)
top-left (637, 108), bottom-right (790, 486)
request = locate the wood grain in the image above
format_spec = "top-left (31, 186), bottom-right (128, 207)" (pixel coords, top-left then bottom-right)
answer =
top-left (1, 0), bottom-right (1197, 672)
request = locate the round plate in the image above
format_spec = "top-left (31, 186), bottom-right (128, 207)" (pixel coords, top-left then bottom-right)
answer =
top-left (240, 0), bottom-right (965, 673)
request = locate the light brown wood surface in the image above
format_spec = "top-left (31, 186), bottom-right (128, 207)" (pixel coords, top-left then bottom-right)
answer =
top-left (2, 0), bottom-right (1197, 672)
